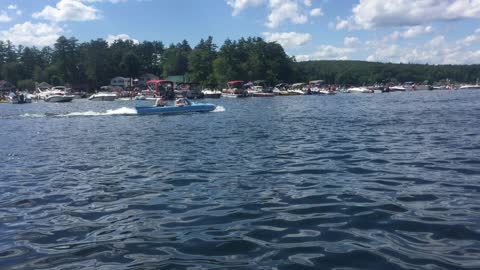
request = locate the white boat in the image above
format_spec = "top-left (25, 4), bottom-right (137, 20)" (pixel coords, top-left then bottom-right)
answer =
top-left (347, 87), bottom-right (373, 93)
top-left (287, 89), bottom-right (305, 95)
top-left (7, 92), bottom-right (32, 104)
top-left (289, 83), bottom-right (306, 95)
top-left (389, 85), bottom-right (407, 92)
top-left (459, 84), bottom-right (480, 90)
top-left (45, 94), bottom-right (74, 102)
top-left (89, 92), bottom-right (117, 101)
top-left (202, 89), bottom-right (222, 98)
top-left (40, 86), bottom-right (75, 102)
top-left (317, 89), bottom-right (336, 95)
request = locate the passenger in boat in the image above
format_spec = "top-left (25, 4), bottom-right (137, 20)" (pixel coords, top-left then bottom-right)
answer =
top-left (175, 97), bottom-right (191, 107)
top-left (154, 96), bottom-right (167, 107)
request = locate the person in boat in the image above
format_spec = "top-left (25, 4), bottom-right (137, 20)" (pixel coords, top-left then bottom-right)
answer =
top-left (175, 97), bottom-right (191, 107)
top-left (154, 96), bottom-right (167, 107)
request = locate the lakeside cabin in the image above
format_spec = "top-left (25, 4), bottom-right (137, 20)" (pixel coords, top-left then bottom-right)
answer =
top-left (110, 76), bottom-right (131, 89)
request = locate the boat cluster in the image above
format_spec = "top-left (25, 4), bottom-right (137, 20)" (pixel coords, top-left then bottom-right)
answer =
top-left (1, 80), bottom-right (479, 105)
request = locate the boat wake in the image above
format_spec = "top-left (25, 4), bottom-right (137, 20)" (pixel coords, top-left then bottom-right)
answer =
top-left (21, 107), bottom-right (138, 118)
top-left (213, 105), bottom-right (225, 113)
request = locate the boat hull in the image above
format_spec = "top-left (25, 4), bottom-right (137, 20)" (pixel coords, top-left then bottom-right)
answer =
top-left (135, 103), bottom-right (216, 115)
top-left (203, 93), bottom-right (221, 98)
top-left (253, 92), bottom-right (274, 97)
top-left (89, 96), bottom-right (116, 101)
top-left (45, 95), bottom-right (74, 102)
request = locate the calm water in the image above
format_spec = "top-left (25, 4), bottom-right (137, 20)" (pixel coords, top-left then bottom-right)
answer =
top-left (1, 91), bottom-right (480, 270)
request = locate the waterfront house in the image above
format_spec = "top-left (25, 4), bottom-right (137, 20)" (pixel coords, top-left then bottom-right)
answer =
top-left (110, 76), bottom-right (131, 89)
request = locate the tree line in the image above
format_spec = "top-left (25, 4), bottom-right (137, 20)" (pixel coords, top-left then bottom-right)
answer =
top-left (0, 36), bottom-right (479, 91)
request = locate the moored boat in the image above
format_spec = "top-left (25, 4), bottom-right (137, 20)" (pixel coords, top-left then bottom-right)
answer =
top-left (202, 89), bottom-right (222, 98)
top-left (175, 82), bottom-right (204, 99)
top-left (347, 87), bottom-right (373, 93)
top-left (39, 86), bottom-right (75, 102)
top-left (45, 94), bottom-right (75, 102)
top-left (146, 80), bottom-right (175, 99)
top-left (88, 92), bottom-right (117, 101)
top-left (459, 84), bottom-right (480, 90)
top-left (222, 80), bottom-right (249, 98)
top-left (7, 92), bottom-right (32, 104)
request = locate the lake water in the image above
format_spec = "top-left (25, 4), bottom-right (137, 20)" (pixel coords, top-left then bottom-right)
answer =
top-left (1, 91), bottom-right (480, 269)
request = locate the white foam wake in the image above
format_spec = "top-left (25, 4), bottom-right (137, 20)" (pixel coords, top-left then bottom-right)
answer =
top-left (213, 105), bottom-right (225, 113)
top-left (63, 107), bottom-right (137, 117)
top-left (21, 107), bottom-right (137, 118)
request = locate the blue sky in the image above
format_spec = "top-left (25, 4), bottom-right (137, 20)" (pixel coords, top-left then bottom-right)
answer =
top-left (1, 0), bottom-right (480, 64)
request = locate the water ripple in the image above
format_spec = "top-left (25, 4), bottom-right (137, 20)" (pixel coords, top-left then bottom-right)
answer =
top-left (1, 92), bottom-right (480, 269)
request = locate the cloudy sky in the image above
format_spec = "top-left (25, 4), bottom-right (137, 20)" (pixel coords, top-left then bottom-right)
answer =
top-left (1, 0), bottom-right (480, 64)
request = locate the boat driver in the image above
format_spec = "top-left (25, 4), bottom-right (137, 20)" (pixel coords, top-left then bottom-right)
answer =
top-left (154, 96), bottom-right (167, 107)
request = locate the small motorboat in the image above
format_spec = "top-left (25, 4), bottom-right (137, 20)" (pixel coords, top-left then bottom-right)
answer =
top-left (346, 87), bottom-right (374, 93)
top-left (89, 92), bottom-right (117, 101)
top-left (202, 90), bottom-right (222, 98)
top-left (7, 92), bottom-right (32, 104)
top-left (135, 103), bottom-right (216, 115)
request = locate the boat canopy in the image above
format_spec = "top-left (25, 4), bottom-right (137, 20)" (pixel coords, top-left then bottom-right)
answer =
top-left (228, 80), bottom-right (244, 85)
top-left (291, 83), bottom-right (306, 87)
top-left (146, 80), bottom-right (173, 90)
top-left (309, 80), bottom-right (324, 84)
top-left (147, 80), bottom-right (173, 85)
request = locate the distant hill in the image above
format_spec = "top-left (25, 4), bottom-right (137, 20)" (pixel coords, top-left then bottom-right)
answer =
top-left (294, 60), bottom-right (480, 85)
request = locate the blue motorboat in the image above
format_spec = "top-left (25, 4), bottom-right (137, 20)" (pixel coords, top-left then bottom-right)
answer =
top-left (135, 103), bottom-right (216, 115)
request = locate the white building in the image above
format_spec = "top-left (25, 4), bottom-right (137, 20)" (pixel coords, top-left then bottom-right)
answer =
top-left (110, 76), bottom-right (131, 89)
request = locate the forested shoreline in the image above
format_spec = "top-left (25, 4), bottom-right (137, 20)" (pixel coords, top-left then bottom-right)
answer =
top-left (0, 36), bottom-right (479, 91)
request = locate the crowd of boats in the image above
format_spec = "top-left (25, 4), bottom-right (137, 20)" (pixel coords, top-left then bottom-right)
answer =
top-left (2, 79), bottom-right (480, 104)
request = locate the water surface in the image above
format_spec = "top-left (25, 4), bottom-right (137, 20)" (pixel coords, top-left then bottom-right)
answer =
top-left (1, 91), bottom-right (479, 269)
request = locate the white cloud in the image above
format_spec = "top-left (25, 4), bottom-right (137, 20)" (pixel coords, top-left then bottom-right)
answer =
top-left (459, 28), bottom-right (480, 46)
top-left (344, 36), bottom-right (360, 46)
top-left (391, 25), bottom-right (434, 39)
top-left (0, 22), bottom-right (63, 46)
top-left (296, 45), bottom-right (356, 61)
top-left (334, 17), bottom-right (350, 30)
top-left (262, 32), bottom-right (311, 48)
top-left (106, 34), bottom-right (139, 45)
top-left (0, 11), bottom-right (12, 22)
top-left (225, 0), bottom-right (311, 28)
top-left (7, 5), bottom-right (17, 10)
top-left (226, 0), bottom-right (264, 16)
top-left (340, 0), bottom-right (480, 30)
top-left (266, 0), bottom-right (308, 28)
top-left (33, 0), bottom-right (100, 22)
top-left (310, 8), bottom-right (323, 17)
top-left (366, 31), bottom-right (480, 64)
